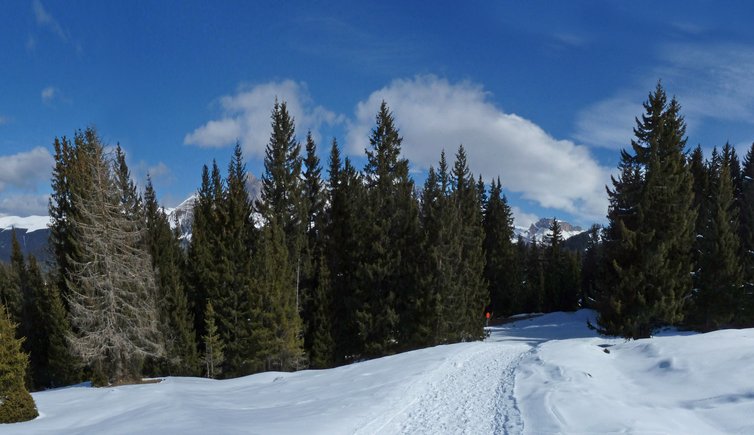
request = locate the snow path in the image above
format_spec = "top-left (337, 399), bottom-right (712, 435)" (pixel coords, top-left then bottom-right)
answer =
top-left (372, 341), bottom-right (532, 434)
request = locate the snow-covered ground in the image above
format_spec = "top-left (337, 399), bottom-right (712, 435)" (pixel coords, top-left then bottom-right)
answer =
top-left (6, 310), bottom-right (754, 434)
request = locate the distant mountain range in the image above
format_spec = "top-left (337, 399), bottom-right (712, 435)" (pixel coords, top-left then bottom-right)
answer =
top-left (0, 216), bottom-right (54, 265)
top-left (514, 218), bottom-right (584, 244)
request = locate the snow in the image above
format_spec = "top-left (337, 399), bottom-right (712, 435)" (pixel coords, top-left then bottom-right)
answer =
top-left (0, 215), bottom-right (50, 233)
top-left (7, 310), bottom-right (754, 434)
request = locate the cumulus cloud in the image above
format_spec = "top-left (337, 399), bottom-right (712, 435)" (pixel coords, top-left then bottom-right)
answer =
top-left (185, 80), bottom-right (344, 158)
top-left (0, 147), bottom-right (54, 192)
top-left (511, 206), bottom-right (540, 229)
top-left (347, 75), bottom-right (611, 221)
top-left (0, 194), bottom-right (50, 217)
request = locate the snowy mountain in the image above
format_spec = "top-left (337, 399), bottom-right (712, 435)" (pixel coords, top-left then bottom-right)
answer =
top-left (165, 173), bottom-right (263, 241)
top-left (0, 216), bottom-right (52, 264)
top-left (514, 217), bottom-right (584, 244)
top-left (6, 310), bottom-right (754, 434)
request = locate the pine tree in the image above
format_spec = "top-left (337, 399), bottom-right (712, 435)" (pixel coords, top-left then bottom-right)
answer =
top-left (327, 142), bottom-right (368, 363)
top-left (251, 220), bottom-right (304, 372)
top-left (300, 132), bottom-right (326, 361)
top-left (202, 302), bottom-right (224, 379)
top-left (362, 101), bottom-right (420, 355)
top-left (689, 148), bottom-right (742, 329)
top-left (413, 151), bottom-right (466, 345)
top-left (3, 231), bottom-right (23, 326)
top-left (0, 305), bottom-right (37, 423)
top-left (143, 177), bottom-right (199, 376)
top-left (24, 255), bottom-right (78, 389)
top-left (598, 83), bottom-right (695, 338)
top-left (451, 145), bottom-right (487, 340)
top-left (257, 100), bottom-right (304, 265)
top-left (185, 164), bottom-right (217, 340)
top-left (483, 179), bottom-right (516, 317)
top-left (216, 144), bottom-right (255, 377)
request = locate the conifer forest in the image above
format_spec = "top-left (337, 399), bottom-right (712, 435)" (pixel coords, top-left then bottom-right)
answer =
top-left (2, 82), bottom-right (754, 401)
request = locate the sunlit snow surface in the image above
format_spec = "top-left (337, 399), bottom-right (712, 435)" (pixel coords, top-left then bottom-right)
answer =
top-left (7, 310), bottom-right (754, 434)
top-left (0, 215), bottom-right (50, 233)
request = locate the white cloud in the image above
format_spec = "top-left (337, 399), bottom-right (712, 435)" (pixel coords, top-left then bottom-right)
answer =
top-left (658, 43), bottom-right (754, 124)
top-left (0, 194), bottom-right (50, 217)
top-left (511, 206), bottom-right (539, 229)
top-left (146, 162), bottom-right (171, 180)
top-left (347, 75), bottom-right (611, 221)
top-left (575, 96), bottom-right (642, 148)
top-left (0, 116), bottom-right (8, 125)
top-left (185, 80), bottom-right (344, 158)
top-left (41, 86), bottom-right (58, 104)
top-left (0, 147), bottom-right (53, 192)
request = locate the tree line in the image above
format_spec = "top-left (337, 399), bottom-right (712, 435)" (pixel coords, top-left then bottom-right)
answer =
top-left (0, 101), bottom-right (584, 390)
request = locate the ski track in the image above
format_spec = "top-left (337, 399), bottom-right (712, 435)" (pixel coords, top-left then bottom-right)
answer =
top-left (377, 341), bottom-right (531, 435)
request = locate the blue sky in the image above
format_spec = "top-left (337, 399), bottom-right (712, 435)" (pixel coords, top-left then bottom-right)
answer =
top-left (1, 1), bottom-right (754, 227)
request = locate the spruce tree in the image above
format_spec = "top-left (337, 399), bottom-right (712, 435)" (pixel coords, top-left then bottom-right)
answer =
top-left (689, 148), bottom-right (742, 329)
top-left (251, 220), bottom-right (304, 372)
top-left (451, 145), bottom-right (487, 340)
top-left (326, 142), bottom-right (368, 363)
top-left (185, 164), bottom-right (217, 340)
top-left (483, 178), bottom-right (517, 317)
top-left (414, 151), bottom-right (466, 345)
top-left (24, 256), bottom-right (78, 389)
top-left (362, 101), bottom-right (420, 355)
top-left (216, 145), bottom-right (255, 376)
top-left (143, 177), bottom-right (199, 376)
top-left (300, 132), bottom-right (326, 361)
top-left (598, 83), bottom-right (695, 338)
top-left (257, 100), bottom-right (304, 265)
top-left (0, 305), bottom-right (37, 423)
top-left (2, 231), bottom-right (23, 326)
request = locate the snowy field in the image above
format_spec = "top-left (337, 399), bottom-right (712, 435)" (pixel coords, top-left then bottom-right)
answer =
top-left (5, 310), bottom-right (754, 434)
